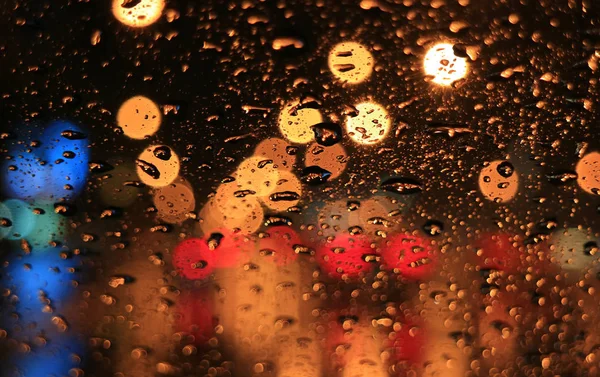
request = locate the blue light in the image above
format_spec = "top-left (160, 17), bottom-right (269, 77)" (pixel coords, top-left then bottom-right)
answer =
top-left (27, 201), bottom-right (68, 248)
top-left (6, 248), bottom-right (80, 312)
top-left (2, 199), bottom-right (36, 240)
top-left (42, 121), bottom-right (89, 200)
top-left (14, 335), bottom-right (85, 377)
top-left (2, 151), bottom-right (48, 200)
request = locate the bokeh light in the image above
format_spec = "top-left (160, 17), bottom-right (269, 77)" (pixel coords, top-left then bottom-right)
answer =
top-left (117, 95), bottom-right (162, 139)
top-left (304, 143), bottom-right (347, 180)
top-left (550, 228), bottom-right (598, 272)
top-left (478, 160), bottom-right (519, 203)
top-left (112, 0), bottom-right (165, 28)
top-left (254, 138), bottom-right (296, 171)
top-left (575, 151), bottom-right (600, 195)
top-left (3, 199), bottom-right (36, 240)
top-left (380, 233), bottom-right (437, 281)
top-left (328, 42), bottom-right (374, 84)
top-left (234, 156), bottom-right (281, 197)
top-left (316, 233), bottom-right (374, 280)
top-left (42, 121), bottom-right (89, 200)
top-left (259, 170), bottom-right (302, 212)
top-left (345, 102), bottom-right (390, 145)
top-left (153, 177), bottom-right (195, 224)
top-left (135, 144), bottom-right (180, 187)
top-left (173, 238), bottom-right (215, 280)
top-left (423, 43), bottom-right (468, 86)
top-left (278, 102), bottom-right (323, 144)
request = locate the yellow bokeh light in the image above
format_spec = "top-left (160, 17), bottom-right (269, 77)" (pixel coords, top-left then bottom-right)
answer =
top-left (235, 156), bottom-right (281, 197)
top-left (260, 170), bottom-right (302, 212)
top-left (209, 182), bottom-right (264, 235)
top-left (345, 102), bottom-right (390, 145)
top-left (112, 0), bottom-right (165, 28)
top-left (575, 151), bottom-right (600, 195)
top-left (423, 43), bottom-right (468, 86)
top-left (135, 145), bottom-right (180, 188)
top-left (278, 102), bottom-right (323, 144)
top-left (328, 42), bottom-right (374, 84)
top-left (117, 96), bottom-right (161, 139)
top-left (478, 160), bottom-right (519, 203)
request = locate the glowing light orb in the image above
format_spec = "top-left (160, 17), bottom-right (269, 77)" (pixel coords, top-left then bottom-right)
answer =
top-left (478, 160), bottom-right (519, 203)
top-left (260, 170), bottom-right (302, 212)
top-left (28, 202), bottom-right (67, 248)
top-left (316, 233), bottom-right (375, 280)
top-left (278, 102), bottom-right (323, 144)
top-left (2, 153), bottom-right (47, 200)
top-left (172, 238), bottom-right (215, 280)
top-left (345, 102), bottom-right (390, 145)
top-left (304, 143), bottom-right (347, 180)
top-left (117, 95), bottom-right (162, 139)
top-left (380, 233), bottom-right (437, 281)
top-left (234, 156), bottom-right (281, 197)
top-left (112, 0), bottom-right (165, 28)
top-left (328, 42), bottom-right (374, 84)
top-left (42, 121), bottom-right (89, 200)
top-left (204, 229), bottom-right (254, 268)
top-left (153, 177), bottom-right (195, 224)
top-left (576, 151), bottom-right (600, 195)
top-left (423, 43), bottom-right (468, 86)
top-left (135, 144), bottom-right (180, 187)
top-left (211, 181), bottom-right (264, 235)
top-left (550, 228), bottom-right (598, 272)
top-left (254, 137), bottom-right (296, 171)
top-left (3, 199), bottom-right (36, 240)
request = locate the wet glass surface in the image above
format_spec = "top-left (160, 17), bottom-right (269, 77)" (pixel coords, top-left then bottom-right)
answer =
top-left (2, 0), bottom-right (600, 376)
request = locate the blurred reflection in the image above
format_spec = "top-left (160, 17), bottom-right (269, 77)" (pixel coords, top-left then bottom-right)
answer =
top-left (112, 0), bottom-right (165, 27)
top-left (345, 102), bottom-right (390, 145)
top-left (117, 96), bottom-right (162, 140)
top-left (550, 228), bottom-right (598, 273)
top-left (2, 199), bottom-right (35, 240)
top-left (328, 42), bottom-right (374, 84)
top-left (423, 43), bottom-right (468, 86)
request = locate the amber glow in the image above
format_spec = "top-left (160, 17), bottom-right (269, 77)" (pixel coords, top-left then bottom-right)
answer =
top-left (117, 96), bottom-right (161, 139)
top-left (152, 177), bottom-right (195, 224)
top-left (328, 42), bottom-right (374, 84)
top-left (112, 0), bottom-right (165, 28)
top-left (345, 102), bottom-right (390, 145)
top-left (478, 160), bottom-right (519, 203)
top-left (575, 151), bottom-right (600, 195)
top-left (278, 102), bottom-right (323, 144)
top-left (304, 143), bottom-right (347, 179)
top-left (423, 43), bottom-right (468, 86)
top-left (135, 145), bottom-right (180, 187)
top-left (259, 170), bottom-right (302, 212)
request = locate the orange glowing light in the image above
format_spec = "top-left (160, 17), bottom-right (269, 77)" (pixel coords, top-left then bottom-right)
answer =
top-left (345, 102), bottom-right (390, 145)
top-left (117, 96), bottom-right (162, 139)
top-left (112, 0), bottom-right (165, 28)
top-left (328, 42), bottom-right (374, 84)
top-left (423, 43), bottom-right (468, 86)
